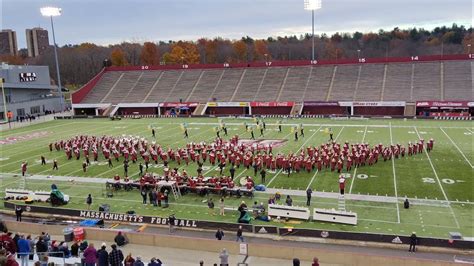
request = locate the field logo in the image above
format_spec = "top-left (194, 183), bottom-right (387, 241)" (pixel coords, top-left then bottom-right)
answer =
top-left (321, 231), bottom-right (329, 238)
top-left (392, 236), bottom-right (402, 244)
top-left (238, 139), bottom-right (287, 149)
top-left (258, 227), bottom-right (268, 234)
top-left (0, 131), bottom-right (50, 145)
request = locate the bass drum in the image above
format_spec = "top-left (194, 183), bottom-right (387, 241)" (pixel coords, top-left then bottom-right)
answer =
top-left (239, 176), bottom-right (247, 186)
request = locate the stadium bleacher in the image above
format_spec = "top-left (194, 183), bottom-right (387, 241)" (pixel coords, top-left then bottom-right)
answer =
top-left (75, 59), bottom-right (473, 105)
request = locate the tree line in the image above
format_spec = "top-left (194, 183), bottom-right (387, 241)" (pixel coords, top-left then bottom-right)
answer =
top-left (0, 24), bottom-right (471, 89)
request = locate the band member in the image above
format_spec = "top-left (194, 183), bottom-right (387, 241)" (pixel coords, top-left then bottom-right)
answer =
top-left (53, 159), bottom-right (59, 170)
top-left (41, 156), bottom-right (46, 165)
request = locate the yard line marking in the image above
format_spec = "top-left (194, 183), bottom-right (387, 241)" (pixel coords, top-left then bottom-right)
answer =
top-left (306, 170), bottom-right (319, 191)
top-left (296, 125), bottom-right (323, 153)
top-left (414, 126), bottom-right (460, 229)
top-left (266, 169), bottom-right (283, 187)
top-left (440, 127), bottom-right (473, 169)
top-left (233, 169), bottom-right (247, 182)
top-left (349, 126), bottom-right (367, 194)
top-left (389, 122), bottom-right (401, 224)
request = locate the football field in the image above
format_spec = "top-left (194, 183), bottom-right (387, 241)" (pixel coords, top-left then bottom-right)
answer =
top-left (0, 117), bottom-right (472, 239)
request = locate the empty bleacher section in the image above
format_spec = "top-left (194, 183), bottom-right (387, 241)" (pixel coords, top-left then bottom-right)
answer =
top-left (303, 66), bottom-right (334, 101)
top-left (443, 61), bottom-right (472, 100)
top-left (144, 70), bottom-right (183, 103)
top-left (382, 63), bottom-right (413, 101)
top-left (211, 69), bottom-right (244, 101)
top-left (278, 67), bottom-right (312, 101)
top-left (412, 62), bottom-right (441, 100)
top-left (354, 64), bottom-right (385, 101)
top-left (187, 69), bottom-right (223, 102)
top-left (74, 58), bottom-right (472, 106)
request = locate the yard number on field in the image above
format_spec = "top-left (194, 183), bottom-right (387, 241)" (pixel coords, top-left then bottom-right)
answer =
top-left (422, 177), bottom-right (461, 185)
top-left (340, 173), bottom-right (376, 179)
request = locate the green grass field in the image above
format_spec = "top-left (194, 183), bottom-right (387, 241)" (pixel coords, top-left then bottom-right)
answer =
top-left (0, 117), bottom-right (472, 239)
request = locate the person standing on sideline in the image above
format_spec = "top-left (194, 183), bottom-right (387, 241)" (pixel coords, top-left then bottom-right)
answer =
top-left (338, 175), bottom-right (345, 195)
top-left (18, 235), bottom-right (30, 266)
top-left (151, 128), bottom-right (155, 138)
top-left (260, 168), bottom-right (266, 183)
top-left (219, 198), bottom-right (225, 216)
top-left (184, 128), bottom-right (189, 138)
top-left (219, 248), bottom-right (229, 266)
top-left (208, 198), bottom-right (215, 215)
top-left (236, 226), bottom-right (244, 242)
top-left (306, 188), bottom-right (313, 206)
top-left (329, 128), bottom-right (334, 141)
top-left (300, 124), bottom-right (304, 137)
top-left (21, 161), bottom-right (27, 176)
top-left (409, 232), bottom-right (418, 252)
top-left (215, 228), bottom-right (225, 240)
top-left (53, 159), bottom-right (58, 170)
top-left (15, 205), bottom-right (23, 222)
top-left (41, 155), bottom-right (46, 165)
top-left (86, 194), bottom-right (92, 210)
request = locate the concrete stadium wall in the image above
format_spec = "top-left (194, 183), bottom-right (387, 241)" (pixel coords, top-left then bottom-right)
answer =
top-left (4, 220), bottom-right (460, 266)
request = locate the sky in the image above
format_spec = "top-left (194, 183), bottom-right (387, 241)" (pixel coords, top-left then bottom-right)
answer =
top-left (1, 0), bottom-right (472, 49)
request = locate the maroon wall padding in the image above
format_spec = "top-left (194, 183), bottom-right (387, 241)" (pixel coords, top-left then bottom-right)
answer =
top-left (160, 107), bottom-right (196, 115)
top-left (74, 108), bottom-right (96, 115)
top-left (252, 107), bottom-right (292, 115)
top-left (118, 107), bottom-right (157, 115)
top-left (354, 107), bottom-right (404, 116)
top-left (302, 106), bottom-right (346, 115)
top-left (206, 107), bottom-right (249, 115)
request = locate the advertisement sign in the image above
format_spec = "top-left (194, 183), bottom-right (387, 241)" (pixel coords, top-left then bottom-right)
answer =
top-left (207, 102), bottom-right (249, 107)
top-left (352, 101), bottom-right (405, 107)
top-left (159, 102), bottom-right (199, 108)
top-left (250, 102), bottom-right (294, 107)
top-left (416, 101), bottom-right (471, 108)
top-left (430, 112), bottom-right (471, 117)
top-left (304, 101), bottom-right (339, 107)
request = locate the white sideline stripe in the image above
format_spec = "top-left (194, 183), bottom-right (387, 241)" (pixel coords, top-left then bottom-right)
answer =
top-left (0, 121), bottom-right (75, 137)
top-left (358, 219), bottom-right (458, 229)
top-left (414, 126), bottom-right (460, 229)
top-left (389, 122), bottom-right (401, 224)
top-left (349, 126), bottom-right (367, 194)
top-left (440, 127), bottom-right (473, 169)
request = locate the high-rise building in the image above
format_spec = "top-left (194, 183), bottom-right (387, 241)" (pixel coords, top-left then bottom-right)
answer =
top-left (0, 29), bottom-right (18, 56)
top-left (26, 27), bottom-right (49, 57)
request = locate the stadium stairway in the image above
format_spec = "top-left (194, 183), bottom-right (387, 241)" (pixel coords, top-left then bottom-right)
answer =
top-left (290, 102), bottom-right (303, 116)
top-left (193, 103), bottom-right (207, 116)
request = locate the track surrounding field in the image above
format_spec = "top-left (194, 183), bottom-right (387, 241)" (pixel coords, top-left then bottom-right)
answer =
top-left (1, 117), bottom-right (472, 239)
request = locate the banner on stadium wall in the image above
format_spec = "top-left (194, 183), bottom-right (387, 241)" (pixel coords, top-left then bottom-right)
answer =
top-left (352, 101), bottom-right (405, 107)
top-left (207, 102), bottom-right (249, 107)
top-left (430, 112), bottom-right (471, 117)
top-left (250, 101), bottom-right (294, 107)
top-left (304, 101), bottom-right (340, 107)
top-left (416, 101), bottom-right (472, 108)
top-left (159, 102), bottom-right (199, 108)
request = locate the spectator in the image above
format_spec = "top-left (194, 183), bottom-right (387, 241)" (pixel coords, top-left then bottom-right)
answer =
top-left (0, 249), bottom-right (18, 266)
top-left (124, 253), bottom-right (135, 266)
top-left (409, 232), bottom-right (418, 252)
top-left (108, 244), bottom-right (124, 266)
top-left (219, 248), bottom-right (229, 266)
top-left (70, 242), bottom-right (79, 257)
top-left (0, 231), bottom-right (16, 256)
top-left (285, 195), bottom-right (293, 206)
top-left (83, 243), bottom-right (97, 266)
top-left (27, 235), bottom-right (34, 260)
top-left (215, 228), bottom-right (224, 240)
top-left (114, 231), bottom-right (128, 247)
top-left (35, 236), bottom-right (48, 263)
top-left (79, 240), bottom-right (88, 252)
top-left (18, 235), bottom-right (30, 266)
top-left (236, 226), bottom-right (244, 242)
top-left (293, 258), bottom-right (300, 266)
top-left (312, 257), bottom-right (320, 266)
top-left (133, 256), bottom-right (145, 266)
top-left (41, 232), bottom-right (50, 246)
top-left (97, 243), bottom-right (108, 266)
top-left (148, 257), bottom-right (162, 266)
top-left (58, 242), bottom-right (70, 258)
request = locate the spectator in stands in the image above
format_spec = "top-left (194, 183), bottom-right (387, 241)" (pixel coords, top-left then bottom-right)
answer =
top-left (312, 257), bottom-right (320, 266)
top-left (124, 253), bottom-right (135, 266)
top-left (18, 235), bottom-right (30, 266)
top-left (285, 195), bottom-right (293, 206)
top-left (70, 241), bottom-right (79, 257)
top-left (97, 243), bottom-right (108, 266)
top-left (0, 231), bottom-right (16, 255)
top-left (133, 256), bottom-right (145, 266)
top-left (35, 236), bottom-right (48, 263)
top-left (215, 228), bottom-right (224, 240)
top-left (58, 242), bottom-right (70, 258)
top-left (219, 248), bottom-right (229, 266)
top-left (148, 257), bottom-right (162, 266)
top-left (83, 243), bottom-right (97, 266)
top-left (41, 232), bottom-right (50, 245)
top-left (0, 249), bottom-right (18, 266)
top-left (79, 240), bottom-right (88, 252)
top-left (108, 244), bottom-right (124, 266)
top-left (27, 235), bottom-right (34, 260)
top-left (293, 258), bottom-right (301, 266)
top-left (114, 231), bottom-right (128, 247)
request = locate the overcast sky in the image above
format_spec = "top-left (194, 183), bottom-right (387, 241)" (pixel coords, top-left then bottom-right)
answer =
top-left (1, 0), bottom-right (472, 49)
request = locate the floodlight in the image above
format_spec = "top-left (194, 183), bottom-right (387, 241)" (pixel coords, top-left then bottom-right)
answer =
top-left (304, 0), bottom-right (322, 10)
top-left (40, 7), bottom-right (62, 17)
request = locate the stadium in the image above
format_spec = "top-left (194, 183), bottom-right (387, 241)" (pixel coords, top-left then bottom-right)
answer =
top-left (0, 0), bottom-right (473, 265)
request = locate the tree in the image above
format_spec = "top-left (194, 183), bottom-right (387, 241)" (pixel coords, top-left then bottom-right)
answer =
top-left (233, 40), bottom-right (247, 63)
top-left (165, 41), bottom-right (200, 64)
top-left (140, 42), bottom-right (160, 65)
top-left (254, 39), bottom-right (269, 60)
top-left (110, 48), bottom-right (128, 66)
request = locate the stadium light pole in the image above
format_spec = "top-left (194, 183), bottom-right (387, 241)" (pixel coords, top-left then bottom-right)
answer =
top-left (357, 49), bottom-right (361, 61)
top-left (468, 44), bottom-right (471, 54)
top-left (304, 0), bottom-right (322, 61)
top-left (41, 6), bottom-right (64, 112)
